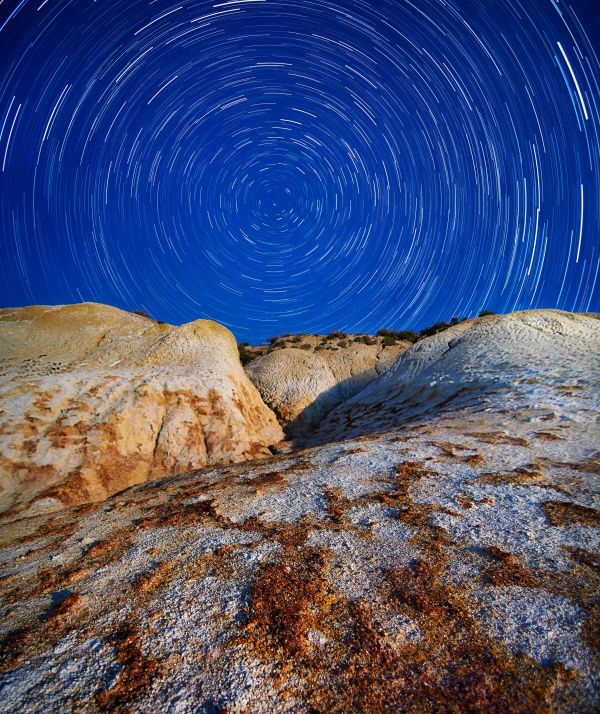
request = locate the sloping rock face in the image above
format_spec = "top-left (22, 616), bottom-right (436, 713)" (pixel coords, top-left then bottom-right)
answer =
top-left (0, 310), bottom-right (598, 712)
top-left (0, 303), bottom-right (283, 522)
top-left (314, 310), bottom-right (600, 445)
top-left (245, 340), bottom-right (408, 439)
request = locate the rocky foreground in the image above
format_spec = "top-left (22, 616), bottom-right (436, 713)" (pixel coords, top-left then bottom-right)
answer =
top-left (0, 308), bottom-right (599, 712)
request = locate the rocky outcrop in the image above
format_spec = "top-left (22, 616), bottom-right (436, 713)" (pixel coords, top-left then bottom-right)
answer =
top-left (0, 303), bottom-right (283, 521)
top-left (0, 310), bottom-right (598, 711)
top-left (313, 310), bottom-right (600, 445)
top-left (245, 337), bottom-right (408, 439)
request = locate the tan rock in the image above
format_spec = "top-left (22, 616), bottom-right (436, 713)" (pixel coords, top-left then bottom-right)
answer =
top-left (0, 303), bottom-right (283, 521)
top-left (245, 339), bottom-right (408, 439)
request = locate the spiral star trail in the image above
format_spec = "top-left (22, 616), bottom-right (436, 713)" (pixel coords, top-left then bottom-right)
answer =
top-left (0, 0), bottom-right (598, 342)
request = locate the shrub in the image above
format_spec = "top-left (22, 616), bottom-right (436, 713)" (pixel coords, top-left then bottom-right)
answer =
top-left (353, 335), bottom-right (377, 346)
top-left (129, 308), bottom-right (168, 325)
top-left (419, 321), bottom-right (452, 338)
top-left (238, 342), bottom-right (253, 366)
top-left (478, 310), bottom-right (496, 317)
top-left (337, 340), bottom-right (348, 348)
top-left (299, 343), bottom-right (312, 350)
top-left (377, 328), bottom-right (418, 344)
top-left (326, 331), bottom-right (347, 340)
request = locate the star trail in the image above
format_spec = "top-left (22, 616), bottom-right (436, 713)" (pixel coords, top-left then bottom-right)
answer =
top-left (0, 0), bottom-right (598, 342)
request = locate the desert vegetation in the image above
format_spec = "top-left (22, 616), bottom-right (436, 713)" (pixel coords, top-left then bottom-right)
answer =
top-left (239, 312), bottom-right (499, 363)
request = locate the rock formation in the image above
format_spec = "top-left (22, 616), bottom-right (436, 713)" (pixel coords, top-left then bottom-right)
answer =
top-left (0, 303), bottom-right (283, 522)
top-left (313, 309), bottom-right (600, 445)
top-left (0, 308), bottom-right (598, 712)
top-left (245, 336), bottom-right (408, 439)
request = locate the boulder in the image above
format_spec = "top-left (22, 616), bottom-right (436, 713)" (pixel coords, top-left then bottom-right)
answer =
top-left (245, 339), bottom-right (408, 439)
top-left (313, 310), bottom-right (600, 445)
top-left (0, 303), bottom-right (283, 521)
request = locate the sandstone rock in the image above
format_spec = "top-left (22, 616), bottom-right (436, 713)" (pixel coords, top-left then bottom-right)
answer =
top-left (0, 310), bottom-right (598, 711)
top-left (313, 310), bottom-right (600, 445)
top-left (0, 303), bottom-right (283, 521)
top-left (268, 440), bottom-right (295, 455)
top-left (245, 339), bottom-right (408, 439)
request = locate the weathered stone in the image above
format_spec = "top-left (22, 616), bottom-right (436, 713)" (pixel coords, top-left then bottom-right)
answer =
top-left (0, 303), bottom-right (283, 521)
top-left (245, 338), bottom-right (408, 439)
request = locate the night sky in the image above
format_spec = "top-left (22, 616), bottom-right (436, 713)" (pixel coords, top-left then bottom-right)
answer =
top-left (0, 0), bottom-right (598, 343)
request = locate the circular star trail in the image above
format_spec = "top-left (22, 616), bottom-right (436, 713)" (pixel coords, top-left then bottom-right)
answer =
top-left (0, 0), bottom-right (598, 342)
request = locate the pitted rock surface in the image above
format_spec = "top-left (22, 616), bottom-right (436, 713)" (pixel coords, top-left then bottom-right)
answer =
top-left (0, 310), bottom-right (598, 712)
top-left (0, 303), bottom-right (283, 521)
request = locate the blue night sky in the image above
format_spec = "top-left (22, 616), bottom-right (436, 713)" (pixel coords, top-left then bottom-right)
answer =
top-left (0, 0), bottom-right (598, 343)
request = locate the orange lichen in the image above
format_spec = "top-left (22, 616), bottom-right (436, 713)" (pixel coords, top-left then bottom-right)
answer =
top-left (42, 591), bottom-right (83, 622)
top-left (0, 424), bottom-right (596, 712)
top-left (565, 546), bottom-right (600, 572)
top-left (133, 562), bottom-right (173, 595)
top-left (390, 560), bottom-right (456, 617)
top-left (479, 463), bottom-right (568, 493)
top-left (244, 470), bottom-right (286, 492)
top-left (295, 560), bottom-right (567, 713)
top-left (543, 500), bottom-right (600, 527)
top-left (484, 546), bottom-right (538, 587)
top-left (555, 385), bottom-right (585, 395)
top-left (323, 487), bottom-right (353, 525)
top-left (331, 447), bottom-right (367, 462)
top-left (374, 460), bottom-right (459, 531)
top-left (134, 497), bottom-right (219, 529)
top-left (96, 626), bottom-right (160, 712)
top-left (246, 545), bottom-right (331, 657)
top-left (434, 441), bottom-right (470, 459)
top-left (467, 431), bottom-right (529, 447)
top-left (534, 431), bottom-right (561, 442)
top-left (455, 493), bottom-right (474, 509)
top-left (567, 453), bottom-right (600, 477)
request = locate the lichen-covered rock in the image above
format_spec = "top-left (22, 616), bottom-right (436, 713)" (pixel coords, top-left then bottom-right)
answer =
top-left (1, 308), bottom-right (598, 712)
top-left (245, 339), bottom-right (407, 439)
top-left (0, 354), bottom-right (598, 712)
top-left (0, 303), bottom-right (283, 521)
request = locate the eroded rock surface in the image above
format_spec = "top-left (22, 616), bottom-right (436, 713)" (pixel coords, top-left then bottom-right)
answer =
top-left (0, 303), bottom-right (283, 521)
top-left (314, 310), bottom-right (600, 445)
top-left (0, 312), bottom-right (599, 711)
top-left (245, 337), bottom-right (408, 439)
